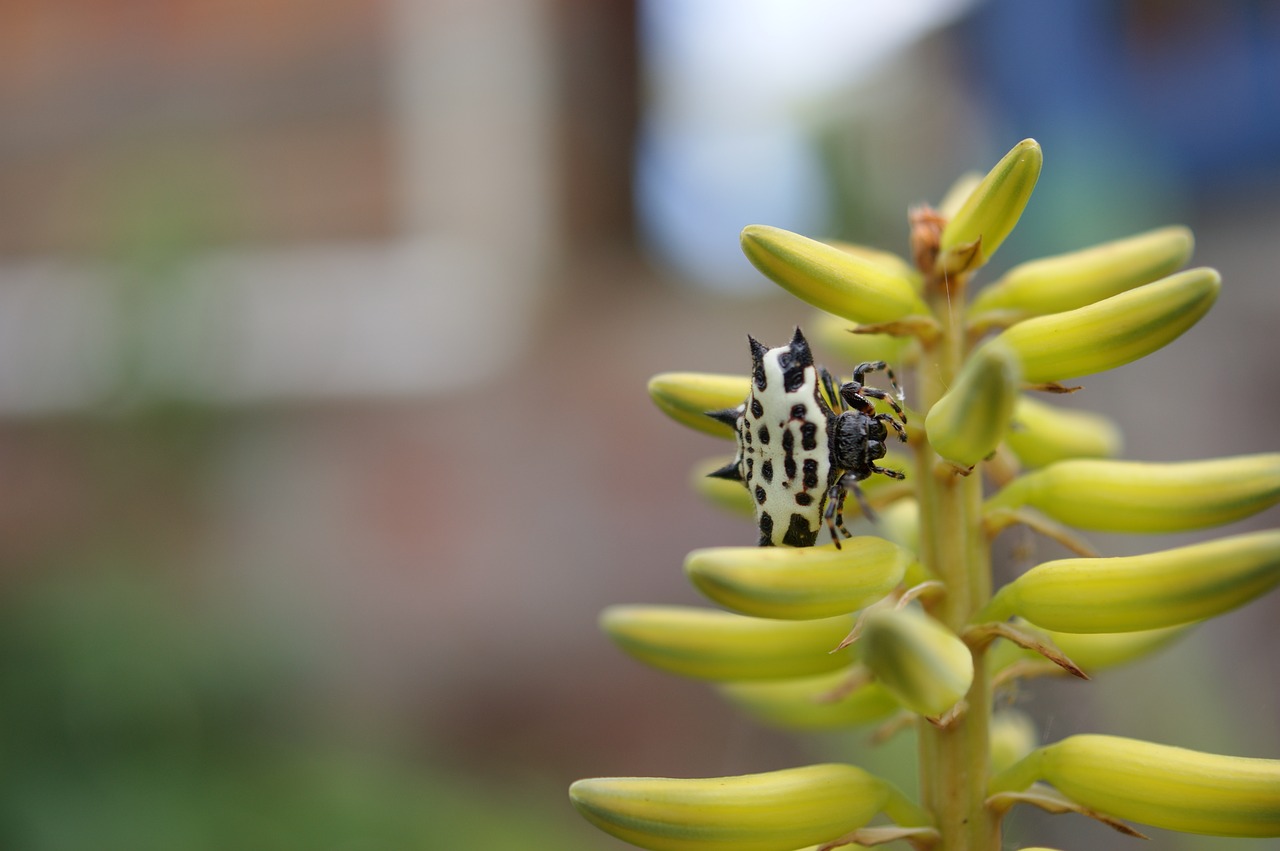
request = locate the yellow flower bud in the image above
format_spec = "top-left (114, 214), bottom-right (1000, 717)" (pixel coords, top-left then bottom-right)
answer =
top-left (740, 225), bottom-right (930, 324)
top-left (970, 225), bottom-right (1194, 320)
top-left (993, 268), bottom-right (1220, 382)
top-left (976, 531), bottom-right (1280, 633)
top-left (989, 735), bottom-right (1280, 837)
top-left (684, 538), bottom-right (908, 620)
top-left (1004, 396), bottom-right (1122, 469)
top-left (986, 454), bottom-right (1280, 533)
top-left (601, 605), bottom-right (854, 681)
top-left (938, 139), bottom-right (1042, 271)
top-left (570, 763), bottom-right (928, 851)
top-left (648, 372), bottom-right (749, 438)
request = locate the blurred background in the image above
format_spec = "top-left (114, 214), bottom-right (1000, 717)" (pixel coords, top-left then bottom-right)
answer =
top-left (0, 1), bottom-right (1277, 848)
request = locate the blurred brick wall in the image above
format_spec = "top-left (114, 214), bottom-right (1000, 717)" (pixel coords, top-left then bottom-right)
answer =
top-left (0, 0), bottom-right (395, 255)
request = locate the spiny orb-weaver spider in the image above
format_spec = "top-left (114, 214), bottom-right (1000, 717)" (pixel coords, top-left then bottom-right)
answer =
top-left (706, 327), bottom-right (907, 547)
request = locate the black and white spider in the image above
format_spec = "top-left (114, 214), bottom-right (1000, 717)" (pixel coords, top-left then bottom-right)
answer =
top-left (706, 327), bottom-right (907, 547)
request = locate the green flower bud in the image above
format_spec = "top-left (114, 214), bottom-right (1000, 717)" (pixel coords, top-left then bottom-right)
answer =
top-left (648, 373), bottom-right (749, 438)
top-left (989, 709), bottom-right (1039, 776)
top-left (985, 454), bottom-right (1280, 533)
top-left (685, 538), bottom-right (908, 621)
top-left (970, 225), bottom-right (1194, 320)
top-left (989, 735), bottom-right (1280, 837)
top-left (601, 606), bottom-right (854, 681)
top-left (975, 531), bottom-right (1280, 633)
top-left (861, 608), bottom-right (973, 719)
top-left (924, 341), bottom-right (1021, 467)
top-left (719, 670), bottom-right (899, 730)
top-left (993, 268), bottom-right (1220, 382)
top-left (808, 311), bottom-right (914, 367)
top-left (878, 498), bottom-right (920, 555)
top-left (740, 225), bottom-right (930, 324)
top-left (938, 139), bottom-right (1042, 271)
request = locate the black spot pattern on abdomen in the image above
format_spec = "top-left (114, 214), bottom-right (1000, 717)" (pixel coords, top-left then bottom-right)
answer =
top-left (782, 512), bottom-right (817, 547)
top-left (803, 458), bottom-right (819, 489)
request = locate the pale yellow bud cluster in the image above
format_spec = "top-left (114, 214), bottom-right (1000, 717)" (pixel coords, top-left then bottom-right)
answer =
top-left (573, 138), bottom-right (1280, 849)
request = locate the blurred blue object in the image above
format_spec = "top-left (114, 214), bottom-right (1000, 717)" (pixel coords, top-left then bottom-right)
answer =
top-left (960, 0), bottom-right (1280, 192)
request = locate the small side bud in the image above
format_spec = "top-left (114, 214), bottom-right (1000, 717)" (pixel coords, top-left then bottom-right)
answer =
top-left (924, 341), bottom-right (1021, 467)
top-left (861, 608), bottom-right (973, 720)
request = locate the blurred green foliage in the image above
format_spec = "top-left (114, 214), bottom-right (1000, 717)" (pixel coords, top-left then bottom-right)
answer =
top-left (0, 568), bottom-right (582, 850)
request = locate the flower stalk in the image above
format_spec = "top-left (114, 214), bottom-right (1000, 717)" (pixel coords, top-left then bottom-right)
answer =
top-left (911, 200), bottom-right (1000, 849)
top-left (571, 139), bottom-right (1280, 850)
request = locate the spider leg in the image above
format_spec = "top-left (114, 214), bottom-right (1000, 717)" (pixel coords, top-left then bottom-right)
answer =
top-left (859, 386), bottom-right (908, 424)
top-left (838, 383), bottom-right (877, 415)
top-left (870, 464), bottom-right (906, 480)
top-left (851, 361), bottom-right (907, 423)
top-left (874, 412), bottom-right (908, 442)
top-left (832, 490), bottom-right (853, 538)
top-left (836, 472), bottom-right (878, 524)
top-left (852, 361), bottom-right (903, 397)
top-left (823, 485), bottom-right (847, 549)
top-left (850, 360), bottom-right (887, 384)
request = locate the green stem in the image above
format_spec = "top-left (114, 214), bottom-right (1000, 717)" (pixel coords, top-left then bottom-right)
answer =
top-left (913, 269), bottom-right (998, 851)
